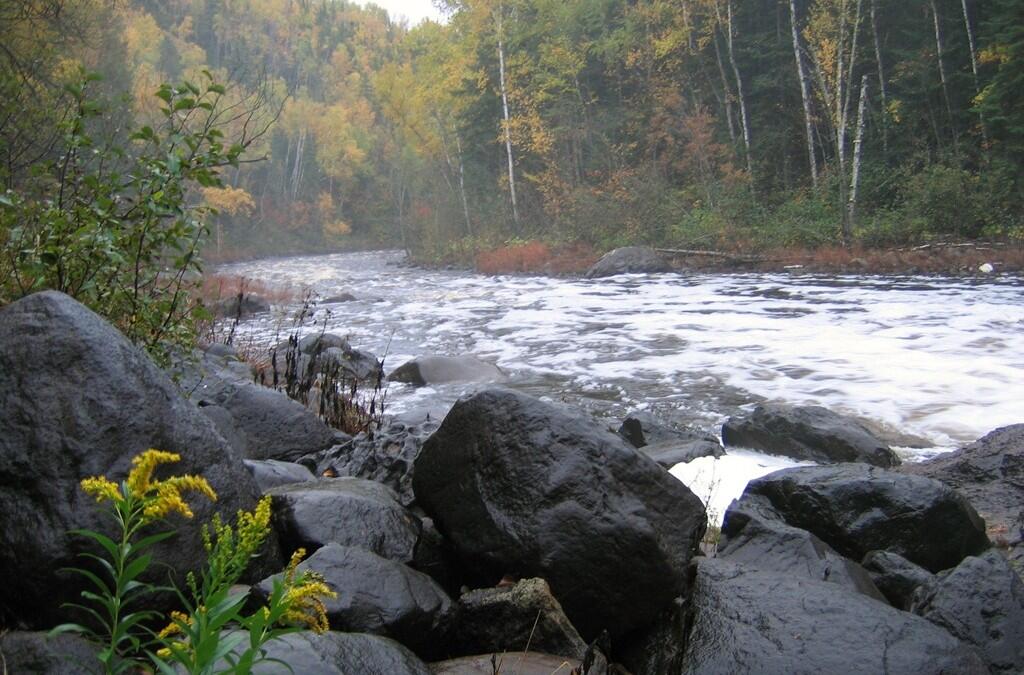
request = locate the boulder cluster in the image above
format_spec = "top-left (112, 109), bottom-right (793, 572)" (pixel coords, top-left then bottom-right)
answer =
top-left (1, 291), bottom-right (1021, 674)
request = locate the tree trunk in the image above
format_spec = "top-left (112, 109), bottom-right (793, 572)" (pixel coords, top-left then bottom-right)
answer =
top-left (496, 3), bottom-right (520, 228)
top-left (723, 0), bottom-right (754, 177)
top-left (929, 0), bottom-right (957, 148)
top-left (790, 0), bottom-right (819, 187)
top-left (846, 74), bottom-right (869, 243)
top-left (870, 0), bottom-right (889, 151)
top-left (712, 30), bottom-right (738, 146)
top-left (959, 0), bottom-right (987, 141)
top-left (455, 132), bottom-right (473, 238)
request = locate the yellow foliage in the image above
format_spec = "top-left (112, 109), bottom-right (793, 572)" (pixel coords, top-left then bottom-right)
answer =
top-left (202, 186), bottom-right (256, 216)
top-left (323, 220), bottom-right (352, 238)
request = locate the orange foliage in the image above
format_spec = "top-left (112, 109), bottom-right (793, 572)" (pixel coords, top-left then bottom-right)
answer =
top-left (475, 241), bottom-right (599, 276)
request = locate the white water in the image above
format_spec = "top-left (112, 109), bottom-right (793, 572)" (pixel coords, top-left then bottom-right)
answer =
top-left (219, 250), bottom-right (1024, 520)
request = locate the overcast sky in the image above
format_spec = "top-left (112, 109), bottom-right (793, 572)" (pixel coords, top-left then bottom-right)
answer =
top-left (360, 0), bottom-right (448, 25)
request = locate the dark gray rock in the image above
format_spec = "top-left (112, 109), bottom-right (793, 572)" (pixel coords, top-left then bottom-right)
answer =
top-left (862, 550), bottom-right (935, 611)
top-left (902, 424), bottom-right (1024, 560)
top-left (244, 459), bottom-right (316, 492)
top-left (745, 463), bottom-right (990, 573)
top-left (584, 246), bottom-right (672, 278)
top-left (268, 478), bottom-right (421, 562)
top-left (304, 419), bottom-right (439, 506)
top-left (298, 332), bottom-right (351, 355)
top-left (319, 345), bottom-right (382, 382)
top-left (322, 292), bottom-right (358, 303)
top-left (911, 550), bottom-right (1024, 674)
top-left (430, 652), bottom-right (602, 675)
top-left (0, 631), bottom-right (105, 674)
top-left (617, 412), bottom-right (724, 466)
top-left (718, 494), bottom-right (886, 601)
top-left (617, 597), bottom-right (687, 675)
top-left (722, 403), bottom-right (900, 467)
top-left (447, 578), bottom-right (598, 665)
top-left (0, 291), bottom-right (275, 629)
top-left (204, 342), bottom-right (240, 359)
top-left (388, 355), bottom-right (504, 387)
top-left (220, 630), bottom-right (430, 674)
top-left (213, 292), bottom-right (270, 317)
top-left (412, 516), bottom-right (463, 596)
top-left (680, 559), bottom-right (988, 675)
top-left (412, 388), bottom-right (706, 640)
top-left (258, 544), bottom-right (451, 657)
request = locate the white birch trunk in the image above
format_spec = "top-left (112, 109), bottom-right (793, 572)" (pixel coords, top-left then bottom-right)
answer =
top-left (847, 74), bottom-right (869, 242)
top-left (790, 0), bottom-right (818, 187)
top-left (496, 3), bottom-right (519, 227)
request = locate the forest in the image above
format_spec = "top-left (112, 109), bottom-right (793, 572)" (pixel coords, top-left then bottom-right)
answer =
top-left (2, 0), bottom-right (1023, 265)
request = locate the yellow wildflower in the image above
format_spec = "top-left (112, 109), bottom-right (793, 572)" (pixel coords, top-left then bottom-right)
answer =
top-left (277, 548), bottom-right (337, 634)
top-left (126, 449), bottom-right (182, 495)
top-left (157, 610), bottom-right (191, 639)
top-left (80, 476), bottom-right (120, 503)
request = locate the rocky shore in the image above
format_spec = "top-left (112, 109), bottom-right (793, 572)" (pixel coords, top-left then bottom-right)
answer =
top-left (1, 290), bottom-right (1022, 674)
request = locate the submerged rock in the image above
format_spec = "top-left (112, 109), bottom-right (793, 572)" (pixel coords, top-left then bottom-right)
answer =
top-left (0, 291), bottom-right (274, 629)
top-left (680, 558), bottom-right (987, 674)
top-left (412, 388), bottom-right (706, 640)
top-left (744, 463), bottom-right (989, 573)
top-left (584, 246), bottom-right (672, 278)
top-left (722, 403), bottom-right (900, 467)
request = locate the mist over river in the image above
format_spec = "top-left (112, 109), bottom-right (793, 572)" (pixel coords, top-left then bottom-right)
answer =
top-left (218, 250), bottom-right (1024, 519)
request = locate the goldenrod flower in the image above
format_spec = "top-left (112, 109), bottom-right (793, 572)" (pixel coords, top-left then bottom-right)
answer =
top-left (126, 449), bottom-right (182, 495)
top-left (157, 610), bottom-right (191, 639)
top-left (277, 548), bottom-right (337, 634)
top-left (80, 476), bottom-right (120, 503)
top-left (142, 475), bottom-right (218, 520)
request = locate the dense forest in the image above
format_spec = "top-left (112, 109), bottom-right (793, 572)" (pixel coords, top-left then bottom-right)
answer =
top-left (2, 0), bottom-right (1023, 264)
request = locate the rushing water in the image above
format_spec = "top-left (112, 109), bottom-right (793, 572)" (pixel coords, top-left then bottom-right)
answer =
top-left (219, 250), bottom-right (1024, 520)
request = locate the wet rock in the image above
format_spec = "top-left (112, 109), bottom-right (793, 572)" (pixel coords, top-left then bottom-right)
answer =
top-left (0, 631), bottom-right (106, 674)
top-left (220, 630), bottom-right (430, 674)
top-left (412, 388), bottom-right (706, 640)
top-left (901, 424), bottom-right (1024, 560)
top-left (718, 494), bottom-right (886, 601)
top-left (584, 246), bottom-right (672, 278)
top-left (304, 419), bottom-right (439, 506)
top-left (617, 412), bottom-right (724, 466)
top-left (320, 345), bottom-right (382, 381)
top-left (412, 516), bottom-right (463, 595)
top-left (213, 292), bottom-right (270, 317)
top-left (447, 578), bottom-right (598, 665)
top-left (722, 403), bottom-right (900, 467)
top-left (745, 464), bottom-right (989, 573)
top-left (389, 355), bottom-right (504, 386)
top-left (268, 477), bottom-right (420, 562)
top-left (616, 597), bottom-right (687, 675)
top-left (244, 459), bottom-right (316, 492)
top-left (0, 291), bottom-right (275, 629)
top-left (911, 550), bottom-right (1024, 674)
top-left (430, 652), bottom-right (602, 675)
top-left (258, 544), bottom-right (451, 657)
top-left (680, 558), bottom-right (988, 675)
top-left (322, 292), bottom-right (358, 303)
top-left (862, 550), bottom-right (935, 611)
top-left (298, 332), bottom-right (351, 354)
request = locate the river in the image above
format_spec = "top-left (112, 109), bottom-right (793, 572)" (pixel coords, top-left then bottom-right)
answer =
top-left (217, 250), bottom-right (1024, 521)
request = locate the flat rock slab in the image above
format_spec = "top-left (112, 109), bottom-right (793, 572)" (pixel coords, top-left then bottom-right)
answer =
top-left (722, 403), bottom-right (900, 467)
top-left (220, 631), bottom-right (431, 674)
top-left (245, 459), bottom-right (316, 492)
top-left (681, 559), bottom-right (988, 674)
top-left (268, 478), bottom-right (420, 562)
top-left (745, 463), bottom-right (990, 573)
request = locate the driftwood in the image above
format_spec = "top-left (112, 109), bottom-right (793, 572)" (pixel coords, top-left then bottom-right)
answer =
top-left (655, 248), bottom-right (770, 263)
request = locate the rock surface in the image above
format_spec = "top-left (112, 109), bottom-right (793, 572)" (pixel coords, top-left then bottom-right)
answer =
top-left (0, 631), bottom-right (105, 674)
top-left (911, 550), bottom-right (1024, 674)
top-left (244, 459), bottom-right (316, 492)
top-left (744, 463), bottom-right (989, 572)
top-left (213, 292), bottom-right (270, 317)
top-left (617, 412), bottom-right (724, 466)
top-left (389, 355), bottom-right (504, 386)
top-left (862, 550), bottom-right (935, 610)
top-left (0, 291), bottom-right (273, 628)
top-left (718, 494), bottom-right (885, 601)
top-left (412, 388), bottom-right (706, 640)
top-left (221, 631), bottom-right (430, 674)
top-left (722, 403), bottom-right (900, 467)
top-left (430, 652), bottom-right (602, 675)
top-left (258, 544), bottom-right (450, 657)
top-left (268, 478), bottom-right (421, 561)
top-left (681, 559), bottom-right (988, 674)
top-left (446, 578), bottom-right (595, 664)
top-left (902, 424), bottom-right (1024, 561)
top-left (584, 246), bottom-right (672, 278)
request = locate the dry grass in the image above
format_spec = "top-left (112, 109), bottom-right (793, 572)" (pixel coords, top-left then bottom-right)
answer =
top-left (475, 241), bottom-right (599, 276)
top-left (196, 273), bottom-right (304, 307)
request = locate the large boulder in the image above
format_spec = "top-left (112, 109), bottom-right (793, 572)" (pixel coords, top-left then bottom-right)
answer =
top-left (862, 550), bottom-right (935, 611)
top-left (388, 355), bottom-right (504, 387)
top-left (446, 578), bottom-right (598, 665)
top-left (902, 424), bottom-right (1024, 562)
top-left (213, 292), bottom-right (270, 318)
top-left (722, 403), bottom-right (900, 467)
top-left (0, 632), bottom-right (106, 674)
top-left (910, 550), bottom-right (1024, 674)
top-left (257, 544), bottom-right (451, 657)
top-left (268, 478), bottom-right (421, 562)
top-left (220, 631), bottom-right (430, 674)
top-left (244, 459), bottom-right (316, 492)
top-left (0, 291), bottom-right (274, 628)
top-left (412, 389), bottom-right (706, 640)
top-left (584, 247), bottom-right (672, 278)
top-left (617, 412), bottom-right (724, 467)
top-left (680, 559), bottom-right (988, 674)
top-left (744, 463), bottom-right (989, 573)
top-left (718, 494), bottom-right (885, 601)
